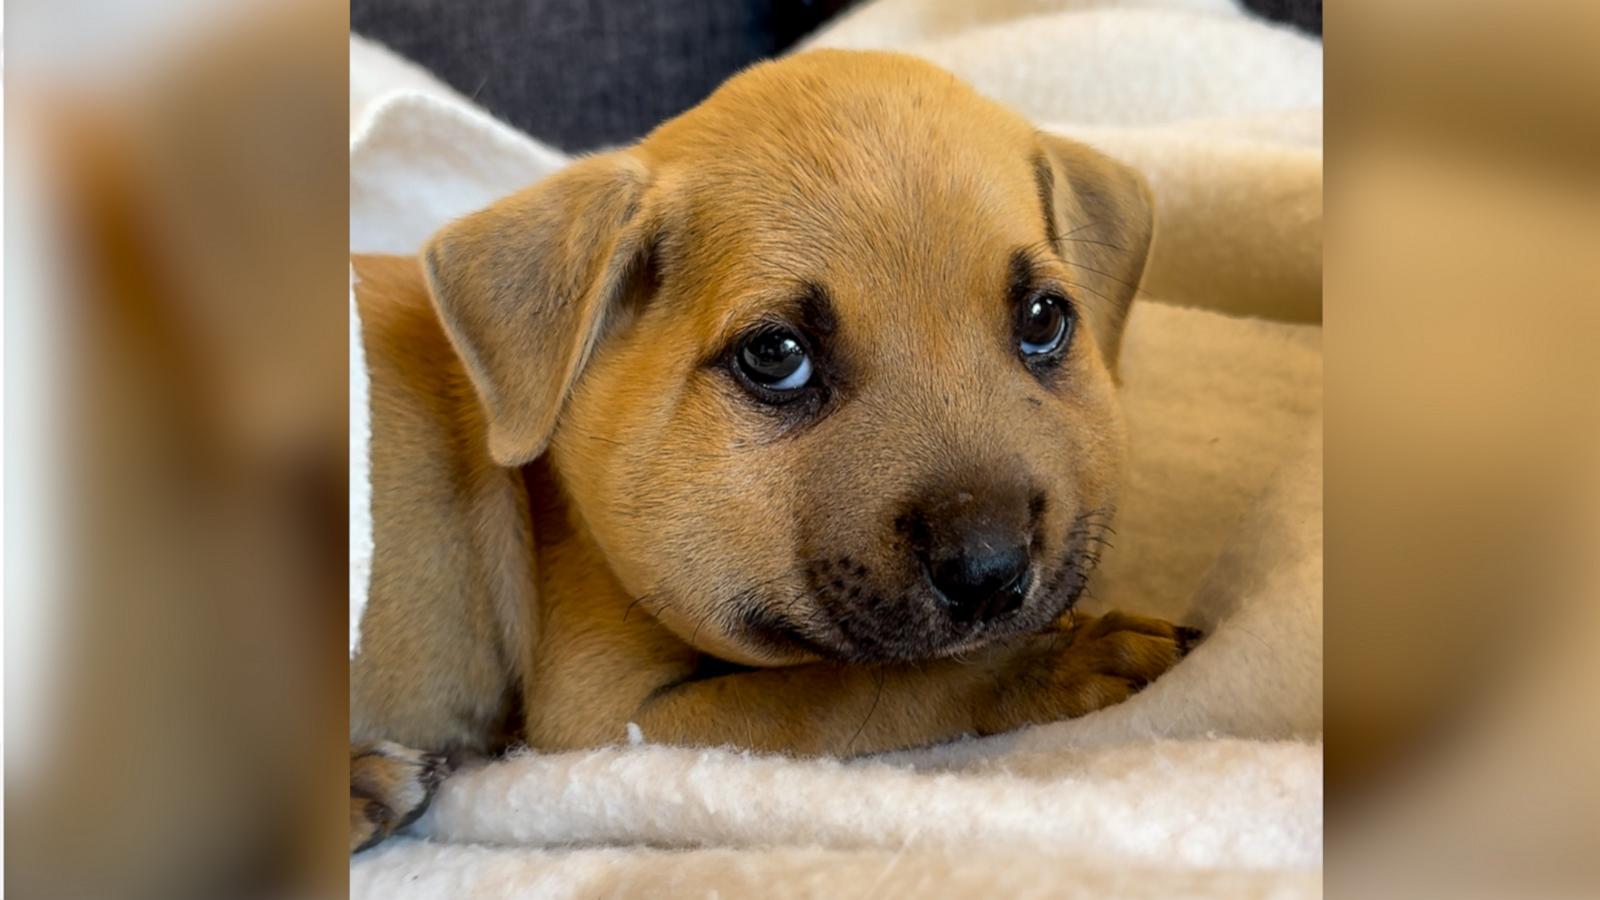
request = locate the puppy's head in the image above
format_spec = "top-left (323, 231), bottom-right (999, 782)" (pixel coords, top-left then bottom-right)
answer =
top-left (424, 51), bottom-right (1154, 665)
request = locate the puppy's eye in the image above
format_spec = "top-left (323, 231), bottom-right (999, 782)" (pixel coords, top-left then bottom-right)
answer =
top-left (735, 328), bottom-right (814, 395)
top-left (1017, 292), bottom-right (1074, 359)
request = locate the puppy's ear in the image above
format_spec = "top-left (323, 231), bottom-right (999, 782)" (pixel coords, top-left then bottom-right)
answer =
top-left (1034, 135), bottom-right (1155, 371)
top-left (422, 152), bottom-right (654, 466)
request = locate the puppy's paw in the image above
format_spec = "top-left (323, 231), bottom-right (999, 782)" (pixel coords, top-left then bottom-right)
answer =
top-left (1059, 609), bottom-right (1201, 684)
top-left (977, 611), bottom-right (1200, 735)
top-left (1018, 611), bottom-right (1195, 719)
top-left (350, 741), bottom-right (450, 854)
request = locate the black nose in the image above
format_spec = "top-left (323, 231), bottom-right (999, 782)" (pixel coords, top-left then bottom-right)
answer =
top-left (924, 539), bottom-right (1031, 623)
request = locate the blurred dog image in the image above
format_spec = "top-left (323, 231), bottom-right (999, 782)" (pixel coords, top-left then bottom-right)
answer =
top-left (349, 49), bottom-right (1195, 853)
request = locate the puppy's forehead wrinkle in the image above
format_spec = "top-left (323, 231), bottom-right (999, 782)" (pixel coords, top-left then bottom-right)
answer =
top-left (1030, 151), bottom-right (1061, 253)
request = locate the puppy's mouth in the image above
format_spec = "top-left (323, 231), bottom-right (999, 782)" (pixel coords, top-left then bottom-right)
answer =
top-left (736, 605), bottom-right (847, 663)
top-left (731, 543), bottom-right (1100, 665)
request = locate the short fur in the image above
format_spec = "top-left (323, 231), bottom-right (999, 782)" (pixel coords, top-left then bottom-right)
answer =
top-left (349, 50), bottom-right (1188, 851)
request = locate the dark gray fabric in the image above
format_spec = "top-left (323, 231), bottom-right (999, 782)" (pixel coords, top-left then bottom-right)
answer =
top-left (352, 0), bottom-right (857, 152)
top-left (1239, 0), bottom-right (1321, 37)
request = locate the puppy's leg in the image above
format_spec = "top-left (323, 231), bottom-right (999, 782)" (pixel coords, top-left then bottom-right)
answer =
top-left (349, 255), bottom-right (537, 853)
top-left (349, 742), bottom-right (450, 854)
top-left (626, 612), bottom-right (1197, 756)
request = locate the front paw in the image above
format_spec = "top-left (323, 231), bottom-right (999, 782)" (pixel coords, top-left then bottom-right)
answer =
top-left (975, 611), bottom-right (1200, 735)
top-left (349, 741), bottom-right (451, 854)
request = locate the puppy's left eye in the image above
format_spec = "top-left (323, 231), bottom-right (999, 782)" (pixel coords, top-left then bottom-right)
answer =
top-left (1017, 291), bottom-right (1074, 359)
top-left (734, 327), bottom-right (814, 396)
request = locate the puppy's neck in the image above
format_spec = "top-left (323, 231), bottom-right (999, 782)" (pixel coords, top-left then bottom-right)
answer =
top-left (518, 454), bottom-right (708, 746)
top-left (521, 455), bottom-right (655, 633)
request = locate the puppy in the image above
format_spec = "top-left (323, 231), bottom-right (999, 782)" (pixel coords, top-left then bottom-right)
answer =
top-left (349, 49), bottom-right (1196, 853)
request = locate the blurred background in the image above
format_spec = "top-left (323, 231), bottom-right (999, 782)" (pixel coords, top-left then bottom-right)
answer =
top-left (7, 2), bottom-right (350, 896)
top-left (349, 0), bottom-right (1316, 152)
top-left (351, 0), bottom-right (861, 151)
top-left (8, 0), bottom-right (1600, 898)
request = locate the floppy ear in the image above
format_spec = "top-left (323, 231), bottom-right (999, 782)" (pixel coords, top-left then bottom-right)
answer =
top-left (1034, 135), bottom-right (1155, 371)
top-left (422, 152), bottom-right (654, 466)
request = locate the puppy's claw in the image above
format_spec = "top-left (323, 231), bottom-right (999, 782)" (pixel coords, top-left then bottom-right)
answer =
top-left (1175, 625), bottom-right (1205, 656)
top-left (419, 752), bottom-right (450, 790)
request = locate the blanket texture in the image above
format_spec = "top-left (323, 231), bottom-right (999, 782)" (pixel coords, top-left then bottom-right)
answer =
top-left (349, 0), bottom-right (1323, 895)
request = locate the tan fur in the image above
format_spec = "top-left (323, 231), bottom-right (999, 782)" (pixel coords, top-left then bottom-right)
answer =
top-left (350, 51), bottom-right (1186, 852)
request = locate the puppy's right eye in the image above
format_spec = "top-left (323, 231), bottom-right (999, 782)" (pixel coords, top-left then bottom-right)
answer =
top-left (733, 328), bottom-right (814, 398)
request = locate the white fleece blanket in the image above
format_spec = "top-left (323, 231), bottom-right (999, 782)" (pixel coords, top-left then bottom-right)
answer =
top-left (349, 1), bottom-right (1323, 895)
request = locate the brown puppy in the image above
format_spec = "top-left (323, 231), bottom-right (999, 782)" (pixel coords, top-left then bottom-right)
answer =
top-left (350, 49), bottom-right (1196, 853)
